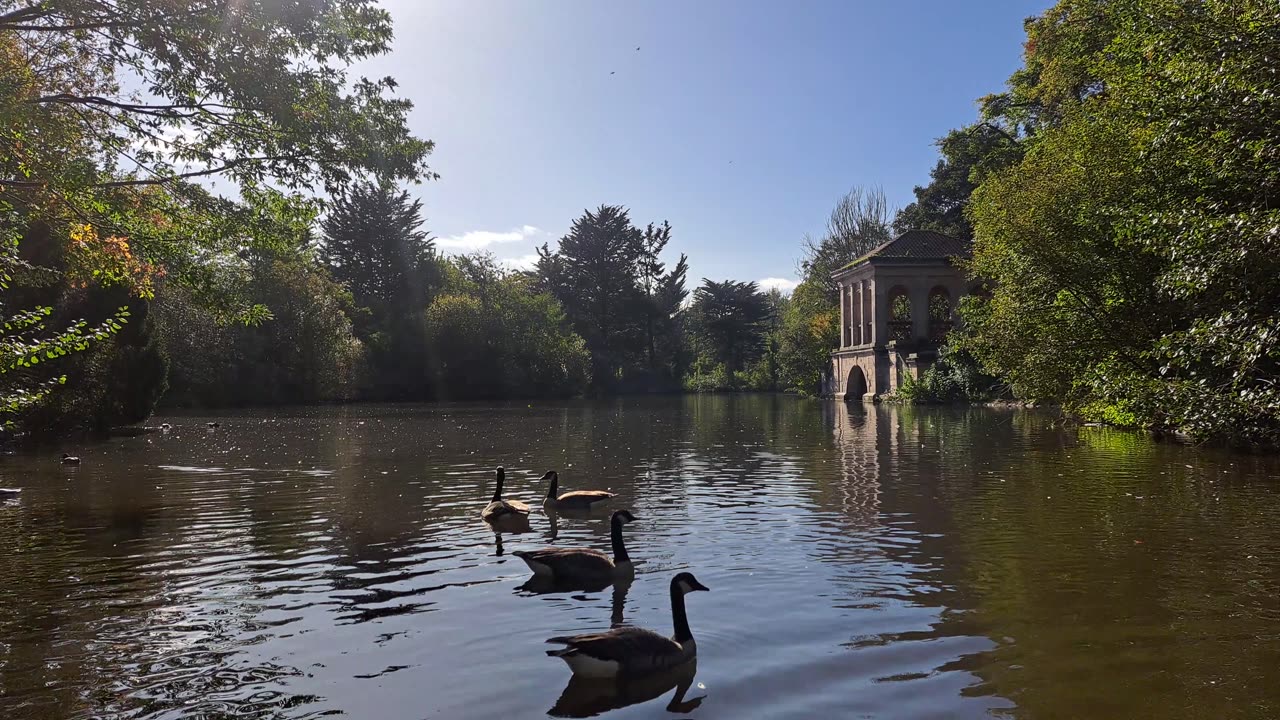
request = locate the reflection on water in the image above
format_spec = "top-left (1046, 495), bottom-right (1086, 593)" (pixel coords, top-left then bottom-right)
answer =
top-left (0, 397), bottom-right (1278, 718)
top-left (520, 576), bottom-right (633, 628)
top-left (550, 660), bottom-right (703, 717)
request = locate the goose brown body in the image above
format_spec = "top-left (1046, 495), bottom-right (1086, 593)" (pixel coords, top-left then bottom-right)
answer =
top-left (481, 467), bottom-right (530, 521)
top-left (513, 510), bottom-right (635, 584)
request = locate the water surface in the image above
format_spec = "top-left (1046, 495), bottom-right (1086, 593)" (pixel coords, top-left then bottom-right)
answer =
top-left (1, 397), bottom-right (1278, 718)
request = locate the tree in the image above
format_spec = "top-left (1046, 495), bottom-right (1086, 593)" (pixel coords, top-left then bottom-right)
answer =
top-left (0, 0), bottom-right (433, 430)
top-left (801, 187), bottom-right (894, 302)
top-left (320, 183), bottom-right (438, 328)
top-left (689, 279), bottom-right (770, 374)
top-left (777, 278), bottom-right (838, 395)
top-left (320, 182), bottom-right (440, 399)
top-left (894, 124), bottom-right (1021, 239)
top-left (425, 254), bottom-right (590, 399)
top-left (0, 232), bottom-right (126, 431)
top-left (743, 288), bottom-right (788, 391)
top-left (537, 205), bottom-right (685, 391)
top-left (157, 250), bottom-right (365, 408)
top-left (637, 221), bottom-right (689, 383)
top-left (1, 0), bottom-right (433, 299)
top-left (775, 186), bottom-right (893, 396)
top-left (962, 0), bottom-right (1280, 444)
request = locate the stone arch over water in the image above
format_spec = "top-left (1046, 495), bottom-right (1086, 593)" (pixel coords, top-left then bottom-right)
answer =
top-left (845, 365), bottom-right (868, 401)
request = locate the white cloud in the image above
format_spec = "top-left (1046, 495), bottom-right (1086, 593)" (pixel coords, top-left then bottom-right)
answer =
top-left (758, 277), bottom-right (800, 293)
top-left (436, 224), bottom-right (542, 251)
top-left (500, 253), bottom-right (541, 272)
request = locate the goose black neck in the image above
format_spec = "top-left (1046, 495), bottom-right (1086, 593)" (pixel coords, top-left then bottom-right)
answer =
top-left (610, 514), bottom-right (630, 564)
top-left (545, 474), bottom-right (558, 501)
top-left (670, 580), bottom-right (693, 643)
top-left (491, 470), bottom-right (503, 503)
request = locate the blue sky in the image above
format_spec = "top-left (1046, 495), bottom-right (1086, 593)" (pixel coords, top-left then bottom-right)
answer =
top-left (361, 0), bottom-right (1049, 291)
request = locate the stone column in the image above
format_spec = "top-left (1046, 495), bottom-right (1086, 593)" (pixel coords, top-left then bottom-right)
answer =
top-left (868, 279), bottom-right (882, 346)
top-left (853, 281), bottom-right (862, 345)
top-left (838, 283), bottom-right (848, 348)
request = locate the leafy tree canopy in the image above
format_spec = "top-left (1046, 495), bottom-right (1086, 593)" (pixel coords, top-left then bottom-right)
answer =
top-left (962, 0), bottom-right (1280, 443)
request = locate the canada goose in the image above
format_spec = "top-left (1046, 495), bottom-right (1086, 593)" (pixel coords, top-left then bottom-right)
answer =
top-left (60, 453), bottom-right (81, 465)
top-left (545, 571), bottom-right (710, 678)
top-left (542, 470), bottom-right (616, 511)
top-left (513, 510), bottom-right (636, 584)
top-left (481, 467), bottom-right (530, 521)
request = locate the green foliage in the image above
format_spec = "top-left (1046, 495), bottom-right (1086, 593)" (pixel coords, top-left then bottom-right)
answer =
top-left (637, 221), bottom-right (690, 382)
top-left (536, 205), bottom-right (686, 392)
top-left (0, 234), bottom-right (125, 429)
top-left (963, 0), bottom-right (1280, 444)
top-left (894, 124), bottom-right (1020, 239)
top-left (0, 0), bottom-right (433, 431)
top-left (688, 279), bottom-right (769, 374)
top-left (320, 182), bottom-right (443, 399)
top-left (158, 253), bottom-right (364, 407)
top-left (893, 346), bottom-right (1002, 404)
top-left (682, 359), bottom-right (731, 394)
top-left (425, 254), bottom-right (590, 399)
top-left (36, 295), bottom-right (170, 434)
top-left (321, 184), bottom-right (438, 318)
top-left (777, 278), bottom-right (838, 396)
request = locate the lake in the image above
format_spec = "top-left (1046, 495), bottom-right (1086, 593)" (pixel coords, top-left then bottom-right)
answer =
top-left (1, 396), bottom-right (1278, 719)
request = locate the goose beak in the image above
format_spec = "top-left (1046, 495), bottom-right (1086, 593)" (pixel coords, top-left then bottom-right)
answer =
top-left (691, 580), bottom-right (710, 592)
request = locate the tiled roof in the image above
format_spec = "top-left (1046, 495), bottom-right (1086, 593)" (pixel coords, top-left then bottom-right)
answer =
top-left (837, 230), bottom-right (970, 273)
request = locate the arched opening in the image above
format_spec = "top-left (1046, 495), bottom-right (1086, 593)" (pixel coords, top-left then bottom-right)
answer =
top-left (845, 365), bottom-right (868, 401)
top-left (887, 286), bottom-right (912, 342)
top-left (928, 286), bottom-right (952, 342)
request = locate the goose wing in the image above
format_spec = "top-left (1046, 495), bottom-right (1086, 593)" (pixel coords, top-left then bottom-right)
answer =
top-left (547, 627), bottom-right (685, 669)
top-left (514, 547), bottom-right (613, 575)
top-left (556, 490), bottom-right (616, 503)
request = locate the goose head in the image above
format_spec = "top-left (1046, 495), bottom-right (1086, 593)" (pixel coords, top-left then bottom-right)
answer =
top-left (541, 470), bottom-right (559, 497)
top-left (611, 509), bottom-right (637, 525)
top-left (672, 572), bottom-right (710, 595)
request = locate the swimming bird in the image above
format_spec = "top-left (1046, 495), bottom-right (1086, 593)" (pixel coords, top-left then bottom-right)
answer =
top-left (542, 470), bottom-right (616, 511)
top-left (545, 572), bottom-right (710, 678)
top-left (514, 510), bottom-right (636, 584)
top-left (482, 467), bottom-right (530, 521)
top-left (60, 453), bottom-right (80, 465)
